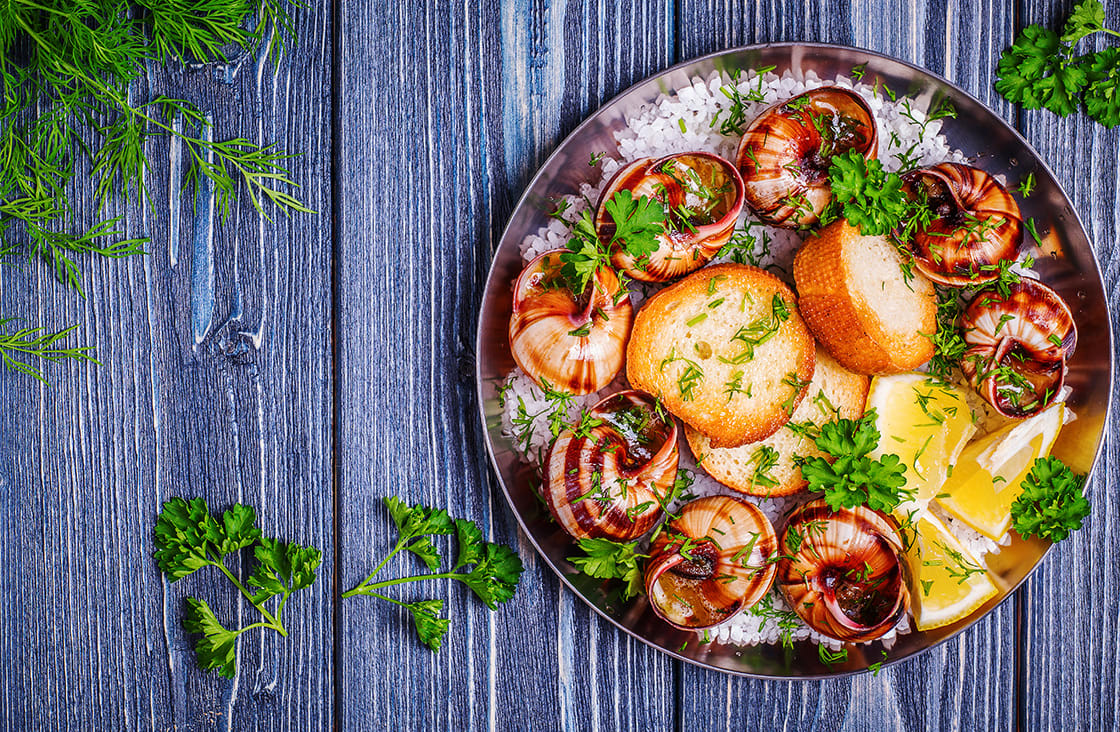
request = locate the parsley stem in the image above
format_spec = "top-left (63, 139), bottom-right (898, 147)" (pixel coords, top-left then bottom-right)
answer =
top-left (357, 571), bottom-right (464, 592)
top-left (348, 538), bottom-right (410, 593)
top-left (211, 558), bottom-right (287, 636)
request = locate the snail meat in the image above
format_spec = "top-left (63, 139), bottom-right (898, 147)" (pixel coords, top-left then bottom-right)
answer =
top-left (776, 499), bottom-right (910, 642)
top-left (960, 277), bottom-right (1076, 418)
top-left (544, 390), bottom-right (679, 541)
top-left (597, 152), bottom-right (745, 282)
top-left (735, 87), bottom-right (877, 227)
top-left (899, 163), bottom-right (1023, 286)
top-left (644, 496), bottom-right (777, 629)
top-left (509, 250), bottom-right (633, 395)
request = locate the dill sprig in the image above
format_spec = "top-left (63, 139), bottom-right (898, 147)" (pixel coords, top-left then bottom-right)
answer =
top-left (0, 0), bottom-right (308, 383)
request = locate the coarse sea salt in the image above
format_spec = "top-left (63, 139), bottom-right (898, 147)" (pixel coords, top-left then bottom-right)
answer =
top-left (503, 68), bottom-right (998, 653)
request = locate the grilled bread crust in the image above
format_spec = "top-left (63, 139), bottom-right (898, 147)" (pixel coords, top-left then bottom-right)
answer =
top-left (794, 220), bottom-right (937, 374)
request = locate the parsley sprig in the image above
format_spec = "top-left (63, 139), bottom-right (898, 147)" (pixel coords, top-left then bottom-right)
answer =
top-left (996, 0), bottom-right (1120, 127)
top-left (343, 497), bottom-right (525, 651)
top-left (1011, 457), bottom-right (1091, 541)
top-left (827, 150), bottom-right (912, 236)
top-left (795, 410), bottom-right (914, 513)
top-left (567, 537), bottom-right (646, 601)
top-left (153, 497), bottom-right (321, 678)
top-left (559, 190), bottom-right (665, 294)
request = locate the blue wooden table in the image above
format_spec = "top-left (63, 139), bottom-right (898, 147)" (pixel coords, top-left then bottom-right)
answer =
top-left (0, 1), bottom-right (1116, 729)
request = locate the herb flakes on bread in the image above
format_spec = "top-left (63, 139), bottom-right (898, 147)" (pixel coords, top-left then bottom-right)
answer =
top-left (626, 263), bottom-right (815, 448)
top-left (685, 349), bottom-right (869, 496)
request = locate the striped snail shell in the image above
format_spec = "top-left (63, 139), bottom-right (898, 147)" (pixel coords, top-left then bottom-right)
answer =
top-left (735, 86), bottom-right (878, 227)
top-left (644, 495), bottom-right (777, 630)
top-left (509, 250), bottom-right (633, 395)
top-left (776, 499), bottom-right (910, 643)
top-left (960, 277), bottom-right (1076, 418)
top-left (544, 390), bottom-right (678, 541)
top-left (899, 163), bottom-right (1023, 287)
top-left (598, 152), bottom-right (745, 282)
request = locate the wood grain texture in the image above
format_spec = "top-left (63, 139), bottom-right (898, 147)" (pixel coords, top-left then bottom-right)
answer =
top-left (675, 1), bottom-right (1019, 730)
top-left (2, 0), bottom-right (1118, 729)
top-left (0, 10), bottom-right (334, 732)
top-left (1018, 2), bottom-right (1120, 730)
top-left (334, 1), bottom-right (676, 729)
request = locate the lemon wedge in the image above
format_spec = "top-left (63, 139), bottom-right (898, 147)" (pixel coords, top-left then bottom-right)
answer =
top-left (865, 373), bottom-right (977, 511)
top-left (935, 402), bottom-right (1065, 542)
top-left (903, 511), bottom-right (998, 631)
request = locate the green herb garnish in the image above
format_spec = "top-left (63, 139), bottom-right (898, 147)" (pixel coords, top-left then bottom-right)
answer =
top-left (567, 537), bottom-right (646, 600)
top-left (1011, 457), bottom-right (1091, 541)
top-left (343, 497), bottom-right (524, 651)
top-left (795, 410), bottom-right (913, 513)
top-left (996, 0), bottom-right (1120, 126)
top-left (153, 497), bottom-right (321, 678)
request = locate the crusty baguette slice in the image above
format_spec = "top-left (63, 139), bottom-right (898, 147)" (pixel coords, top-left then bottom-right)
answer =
top-left (685, 349), bottom-right (869, 496)
top-left (626, 263), bottom-right (815, 447)
top-left (794, 220), bottom-right (936, 374)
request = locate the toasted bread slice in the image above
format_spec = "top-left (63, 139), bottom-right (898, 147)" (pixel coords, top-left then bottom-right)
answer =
top-left (794, 220), bottom-right (936, 374)
top-left (686, 349), bottom-right (869, 496)
top-left (627, 263), bottom-right (815, 447)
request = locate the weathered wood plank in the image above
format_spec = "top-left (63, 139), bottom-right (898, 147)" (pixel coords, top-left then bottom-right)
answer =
top-left (334, 0), bottom-right (676, 729)
top-left (675, 1), bottom-right (1019, 729)
top-left (0, 9), bottom-right (334, 731)
top-left (1019, 2), bottom-right (1120, 730)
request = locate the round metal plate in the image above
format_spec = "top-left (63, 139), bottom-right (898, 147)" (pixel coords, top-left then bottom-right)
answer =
top-left (475, 43), bottom-right (1114, 678)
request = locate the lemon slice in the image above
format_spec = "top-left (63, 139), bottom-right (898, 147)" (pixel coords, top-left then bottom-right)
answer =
top-left (865, 373), bottom-right (977, 511)
top-left (935, 402), bottom-right (1065, 542)
top-left (903, 511), bottom-right (998, 631)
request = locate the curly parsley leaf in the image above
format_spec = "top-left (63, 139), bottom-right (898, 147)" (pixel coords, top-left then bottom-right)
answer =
top-left (558, 190), bottom-right (664, 295)
top-left (247, 537), bottom-right (322, 602)
top-left (182, 598), bottom-right (239, 678)
top-left (567, 537), bottom-right (646, 601)
top-left (1062, 0), bottom-right (1108, 44)
top-left (604, 189), bottom-right (665, 258)
top-left (1011, 457), bottom-right (1090, 541)
top-left (1084, 47), bottom-right (1120, 127)
top-left (406, 599), bottom-right (451, 651)
top-left (827, 151), bottom-right (910, 236)
top-left (559, 211), bottom-right (611, 295)
top-left (458, 543), bottom-right (524, 609)
top-left (796, 411), bottom-right (913, 513)
top-left (997, 2), bottom-right (1120, 123)
top-left (343, 498), bottom-right (525, 650)
top-left (153, 498), bottom-right (320, 678)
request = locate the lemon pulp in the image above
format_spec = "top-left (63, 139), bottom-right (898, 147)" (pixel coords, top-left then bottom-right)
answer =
top-left (865, 373), bottom-right (977, 513)
top-left (902, 511), bottom-right (999, 631)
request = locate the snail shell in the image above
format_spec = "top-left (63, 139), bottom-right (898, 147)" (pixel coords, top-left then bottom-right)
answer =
top-left (597, 152), bottom-right (745, 282)
top-left (776, 499), bottom-right (910, 643)
top-left (544, 390), bottom-right (679, 541)
top-left (644, 495), bottom-right (777, 630)
top-left (900, 163), bottom-right (1023, 286)
top-left (735, 86), bottom-right (877, 227)
top-left (960, 277), bottom-right (1076, 418)
top-left (509, 250), bottom-right (633, 395)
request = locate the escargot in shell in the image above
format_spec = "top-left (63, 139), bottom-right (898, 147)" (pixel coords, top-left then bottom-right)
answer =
top-left (597, 152), bottom-right (745, 282)
top-left (544, 390), bottom-right (678, 541)
top-left (899, 163), bottom-right (1023, 287)
top-left (960, 277), bottom-right (1076, 418)
top-left (735, 86), bottom-right (878, 227)
top-left (644, 495), bottom-right (777, 629)
top-left (776, 499), bottom-right (910, 643)
top-left (509, 250), bottom-right (633, 395)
